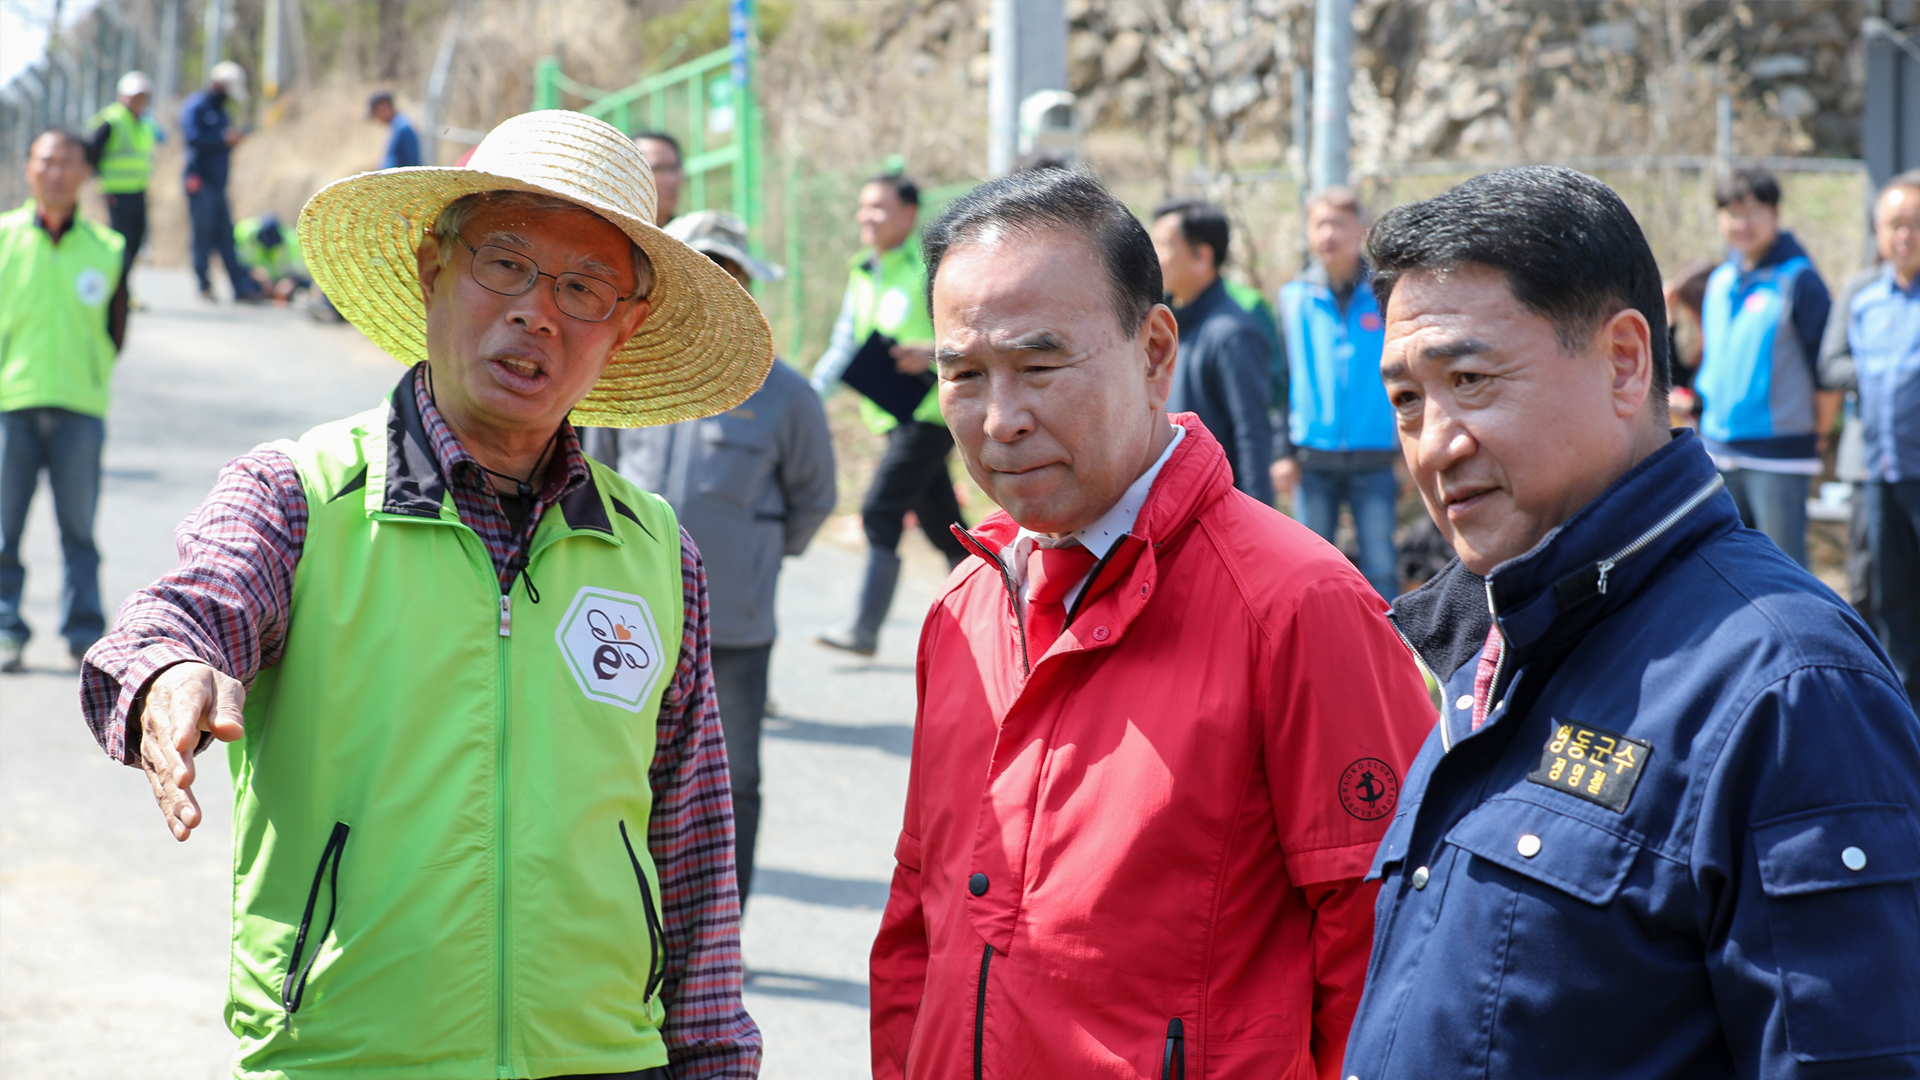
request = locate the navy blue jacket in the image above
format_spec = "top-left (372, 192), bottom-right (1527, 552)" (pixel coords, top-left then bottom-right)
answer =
top-left (381, 113), bottom-right (422, 170)
top-left (1167, 276), bottom-right (1276, 503)
top-left (1345, 430), bottom-right (1920, 1079)
top-left (179, 88), bottom-right (233, 189)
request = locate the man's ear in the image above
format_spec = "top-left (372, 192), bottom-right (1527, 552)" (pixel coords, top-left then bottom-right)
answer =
top-left (1142, 303), bottom-right (1179, 410)
top-left (1599, 307), bottom-right (1654, 419)
top-left (417, 238), bottom-right (444, 312)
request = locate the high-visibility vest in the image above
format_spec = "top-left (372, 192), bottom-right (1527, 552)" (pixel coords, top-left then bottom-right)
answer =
top-left (848, 242), bottom-right (941, 433)
top-left (85, 102), bottom-right (156, 194)
top-left (228, 384), bottom-right (684, 1079)
top-left (0, 202), bottom-right (123, 416)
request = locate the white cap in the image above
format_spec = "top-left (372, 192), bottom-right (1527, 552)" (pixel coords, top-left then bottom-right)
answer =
top-left (209, 61), bottom-right (248, 102)
top-left (117, 71), bottom-right (154, 98)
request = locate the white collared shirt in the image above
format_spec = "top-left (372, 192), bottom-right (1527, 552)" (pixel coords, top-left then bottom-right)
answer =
top-left (1000, 423), bottom-right (1186, 610)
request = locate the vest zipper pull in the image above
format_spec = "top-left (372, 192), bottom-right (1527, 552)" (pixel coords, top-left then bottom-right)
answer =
top-left (499, 595), bottom-right (512, 637)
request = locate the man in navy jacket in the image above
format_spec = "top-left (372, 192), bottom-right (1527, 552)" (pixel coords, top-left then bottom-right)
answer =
top-left (1150, 200), bottom-right (1276, 504)
top-left (179, 62), bottom-right (262, 303)
top-left (1344, 166), bottom-right (1920, 1080)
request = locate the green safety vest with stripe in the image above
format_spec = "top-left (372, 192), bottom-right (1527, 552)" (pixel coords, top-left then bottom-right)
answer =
top-left (849, 242), bottom-right (941, 433)
top-left (228, 378), bottom-right (683, 1080)
top-left (0, 202), bottom-right (123, 416)
top-left (85, 101), bottom-right (157, 194)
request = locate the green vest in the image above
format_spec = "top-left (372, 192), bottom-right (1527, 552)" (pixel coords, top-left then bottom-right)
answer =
top-left (236, 216), bottom-right (305, 278)
top-left (86, 102), bottom-right (156, 194)
top-left (0, 202), bottom-right (123, 416)
top-left (228, 385), bottom-right (684, 1080)
top-left (849, 243), bottom-right (942, 433)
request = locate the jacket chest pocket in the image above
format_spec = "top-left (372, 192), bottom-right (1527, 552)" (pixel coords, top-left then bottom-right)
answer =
top-left (1755, 803), bottom-right (1920, 1062)
top-left (1445, 799), bottom-right (1641, 908)
top-left (695, 421), bottom-right (772, 509)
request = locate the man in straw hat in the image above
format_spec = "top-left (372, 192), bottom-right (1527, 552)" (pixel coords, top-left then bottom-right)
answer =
top-left (78, 110), bottom-right (767, 1079)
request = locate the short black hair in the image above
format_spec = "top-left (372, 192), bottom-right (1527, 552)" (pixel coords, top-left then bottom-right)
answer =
top-left (633, 131), bottom-right (682, 163)
top-left (1367, 165), bottom-right (1670, 408)
top-left (923, 167), bottom-right (1162, 338)
top-left (865, 173), bottom-right (920, 208)
top-left (1151, 198), bottom-right (1230, 268)
top-left (1714, 167), bottom-right (1781, 209)
top-left (367, 89), bottom-right (394, 115)
top-left (30, 128), bottom-right (88, 159)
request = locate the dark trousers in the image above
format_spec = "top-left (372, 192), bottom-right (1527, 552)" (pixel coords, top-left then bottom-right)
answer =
top-left (1865, 480), bottom-right (1920, 706)
top-left (711, 643), bottom-right (771, 903)
top-left (187, 185), bottom-right (258, 298)
top-left (862, 420), bottom-right (968, 564)
top-left (104, 190), bottom-right (146, 278)
top-left (0, 408), bottom-right (106, 650)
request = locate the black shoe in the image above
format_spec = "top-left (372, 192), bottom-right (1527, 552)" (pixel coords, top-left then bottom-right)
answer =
top-left (815, 630), bottom-right (877, 657)
top-left (1, 640), bottom-right (23, 674)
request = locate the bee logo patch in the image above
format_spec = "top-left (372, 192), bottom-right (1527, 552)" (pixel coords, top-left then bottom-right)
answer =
top-left (1527, 721), bottom-right (1651, 813)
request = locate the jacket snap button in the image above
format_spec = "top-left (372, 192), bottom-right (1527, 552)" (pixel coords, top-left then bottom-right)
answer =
top-left (1842, 846), bottom-right (1868, 871)
top-left (1455, 695), bottom-right (1474, 711)
top-left (968, 872), bottom-right (989, 896)
top-left (1092, 625), bottom-right (1110, 641)
top-left (1140, 583), bottom-right (1150, 597)
top-left (1411, 866), bottom-right (1430, 890)
top-left (1517, 834), bottom-right (1542, 858)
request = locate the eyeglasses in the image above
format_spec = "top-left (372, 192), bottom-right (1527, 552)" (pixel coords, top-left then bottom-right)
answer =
top-left (450, 235), bottom-right (641, 323)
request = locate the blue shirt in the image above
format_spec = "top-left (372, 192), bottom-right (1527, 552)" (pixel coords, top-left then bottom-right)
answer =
top-left (381, 113), bottom-right (422, 170)
top-left (1280, 263), bottom-right (1395, 455)
top-left (1846, 265), bottom-right (1920, 482)
top-left (179, 88), bottom-right (234, 188)
top-left (1345, 430), bottom-right (1920, 1080)
top-left (1697, 232), bottom-right (1832, 463)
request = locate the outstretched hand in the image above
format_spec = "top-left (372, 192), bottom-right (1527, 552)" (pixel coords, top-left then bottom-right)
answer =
top-left (139, 662), bottom-right (247, 842)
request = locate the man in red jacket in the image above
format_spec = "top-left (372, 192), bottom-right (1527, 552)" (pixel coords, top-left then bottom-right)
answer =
top-left (869, 169), bottom-right (1434, 1079)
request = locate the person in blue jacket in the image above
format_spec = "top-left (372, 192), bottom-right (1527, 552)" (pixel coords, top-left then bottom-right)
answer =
top-left (1149, 199), bottom-right (1277, 503)
top-left (1345, 166), bottom-right (1920, 1080)
top-left (368, 90), bottom-right (422, 169)
top-left (1696, 168), bottom-right (1835, 567)
top-left (1270, 186), bottom-right (1398, 597)
top-left (178, 61), bottom-right (263, 303)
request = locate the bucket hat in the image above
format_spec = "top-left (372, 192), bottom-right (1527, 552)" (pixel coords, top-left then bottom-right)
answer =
top-left (297, 110), bottom-right (773, 427)
top-left (666, 210), bottom-right (785, 282)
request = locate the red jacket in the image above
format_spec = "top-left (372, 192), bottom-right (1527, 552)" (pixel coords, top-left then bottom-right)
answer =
top-left (870, 416), bottom-right (1434, 1080)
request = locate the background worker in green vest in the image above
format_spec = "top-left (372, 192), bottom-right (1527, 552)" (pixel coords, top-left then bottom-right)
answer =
top-left (77, 111), bottom-right (763, 1078)
top-left (86, 71), bottom-right (161, 284)
top-left (1, 129), bottom-right (127, 675)
top-left (810, 173), bottom-right (969, 656)
top-left (234, 211), bottom-right (310, 300)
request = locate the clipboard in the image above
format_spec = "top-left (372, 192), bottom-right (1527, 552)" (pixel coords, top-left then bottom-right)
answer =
top-left (840, 331), bottom-right (936, 423)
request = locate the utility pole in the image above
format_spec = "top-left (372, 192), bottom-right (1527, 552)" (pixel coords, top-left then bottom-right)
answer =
top-left (261, 0), bottom-right (283, 105)
top-left (988, 0), bottom-right (1067, 176)
top-left (157, 0), bottom-right (181, 108)
top-left (1310, 0), bottom-right (1353, 192)
top-left (203, 0), bottom-right (227, 82)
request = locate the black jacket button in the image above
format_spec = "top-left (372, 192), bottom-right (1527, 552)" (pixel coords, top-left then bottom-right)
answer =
top-left (968, 872), bottom-right (988, 896)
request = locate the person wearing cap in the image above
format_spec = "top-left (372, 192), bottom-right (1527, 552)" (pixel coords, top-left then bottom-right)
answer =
top-left (234, 211), bottom-right (309, 300)
top-left (368, 89), bottom-right (423, 170)
top-left (1, 130), bottom-right (127, 675)
top-left (86, 70), bottom-right (163, 282)
top-left (588, 210), bottom-right (835, 904)
top-left (78, 111), bottom-right (764, 1079)
top-left (1342, 166), bottom-right (1920, 1080)
top-left (811, 173), bottom-right (971, 657)
top-left (180, 61), bottom-right (264, 303)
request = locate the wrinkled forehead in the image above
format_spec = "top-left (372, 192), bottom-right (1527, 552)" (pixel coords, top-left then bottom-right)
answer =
top-left (464, 201), bottom-right (631, 274)
top-left (934, 231), bottom-right (1118, 341)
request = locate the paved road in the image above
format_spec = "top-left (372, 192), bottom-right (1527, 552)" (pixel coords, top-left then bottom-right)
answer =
top-left (0, 269), bottom-right (929, 1078)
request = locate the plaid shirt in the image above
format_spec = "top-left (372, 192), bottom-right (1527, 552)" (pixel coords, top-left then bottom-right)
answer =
top-left (79, 366), bottom-right (761, 1077)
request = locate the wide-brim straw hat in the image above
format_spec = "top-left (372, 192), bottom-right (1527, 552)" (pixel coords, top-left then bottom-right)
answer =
top-left (297, 109), bottom-right (773, 428)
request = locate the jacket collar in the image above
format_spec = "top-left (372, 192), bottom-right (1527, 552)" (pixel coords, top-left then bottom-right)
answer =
top-left (1171, 276), bottom-right (1232, 332)
top-left (1392, 429), bottom-right (1737, 680)
top-left (1726, 230), bottom-right (1809, 283)
top-left (375, 366), bottom-right (610, 535)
